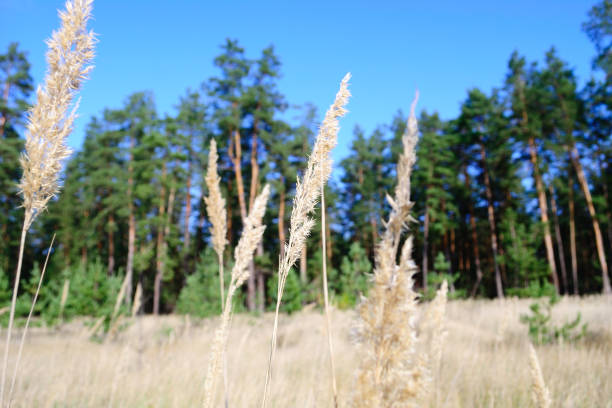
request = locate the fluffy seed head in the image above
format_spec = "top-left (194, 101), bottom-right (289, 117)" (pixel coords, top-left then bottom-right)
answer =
top-left (18, 0), bottom-right (95, 229)
top-left (204, 139), bottom-right (227, 259)
top-left (528, 343), bottom-right (552, 408)
top-left (353, 92), bottom-right (425, 408)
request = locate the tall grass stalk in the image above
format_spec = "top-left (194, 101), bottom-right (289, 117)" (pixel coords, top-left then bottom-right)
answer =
top-left (528, 343), bottom-right (552, 408)
top-left (321, 185), bottom-right (338, 407)
top-left (203, 185), bottom-right (270, 408)
top-left (0, 0), bottom-right (95, 403)
top-left (261, 73), bottom-right (350, 408)
top-left (353, 93), bottom-right (427, 407)
top-left (7, 234), bottom-right (55, 406)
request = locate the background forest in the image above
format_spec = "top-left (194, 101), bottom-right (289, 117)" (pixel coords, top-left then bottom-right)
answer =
top-left (0, 2), bottom-right (611, 322)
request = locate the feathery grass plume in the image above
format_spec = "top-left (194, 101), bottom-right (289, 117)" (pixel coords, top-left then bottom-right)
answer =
top-left (261, 73), bottom-right (351, 408)
top-left (528, 343), bottom-right (552, 408)
top-left (203, 185), bottom-right (270, 408)
top-left (352, 92), bottom-right (427, 408)
top-left (0, 0), bottom-right (95, 403)
top-left (204, 139), bottom-right (228, 307)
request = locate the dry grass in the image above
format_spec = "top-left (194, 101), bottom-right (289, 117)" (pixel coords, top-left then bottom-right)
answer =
top-left (3, 296), bottom-right (610, 407)
top-left (263, 73), bottom-right (351, 406)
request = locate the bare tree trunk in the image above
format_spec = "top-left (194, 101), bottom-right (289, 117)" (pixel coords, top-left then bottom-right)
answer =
top-left (422, 202), bottom-right (430, 292)
top-left (183, 161), bottom-right (192, 253)
top-left (108, 214), bottom-right (115, 276)
top-left (568, 173), bottom-right (578, 295)
top-left (549, 184), bottom-right (568, 293)
top-left (478, 141), bottom-right (504, 298)
top-left (228, 127), bottom-right (255, 310)
top-left (518, 85), bottom-right (559, 292)
top-left (154, 165), bottom-right (168, 315)
top-left (528, 135), bottom-right (559, 292)
top-left (570, 145), bottom-right (611, 293)
top-left (278, 185), bottom-right (286, 260)
top-left (154, 181), bottom-right (175, 315)
top-left (464, 168), bottom-right (483, 297)
top-left (126, 136), bottom-right (135, 306)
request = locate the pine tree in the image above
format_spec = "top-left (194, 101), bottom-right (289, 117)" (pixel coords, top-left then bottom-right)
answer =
top-left (0, 43), bottom-right (32, 272)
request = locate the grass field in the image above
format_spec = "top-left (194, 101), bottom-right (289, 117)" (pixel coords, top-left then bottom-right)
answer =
top-left (3, 295), bottom-right (610, 407)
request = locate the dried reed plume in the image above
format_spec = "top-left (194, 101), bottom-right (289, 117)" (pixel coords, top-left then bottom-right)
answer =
top-left (203, 185), bottom-right (270, 408)
top-left (1, 0), bottom-right (95, 403)
top-left (204, 139), bottom-right (227, 307)
top-left (352, 93), bottom-right (427, 408)
top-left (528, 343), bottom-right (552, 408)
top-left (261, 73), bottom-right (351, 408)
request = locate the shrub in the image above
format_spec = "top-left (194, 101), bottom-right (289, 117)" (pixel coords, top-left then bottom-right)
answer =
top-left (520, 295), bottom-right (587, 345)
top-left (176, 248), bottom-right (226, 318)
top-left (336, 242), bottom-right (370, 308)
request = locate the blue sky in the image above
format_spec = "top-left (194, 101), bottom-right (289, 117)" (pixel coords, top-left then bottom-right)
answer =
top-left (0, 0), bottom-right (600, 166)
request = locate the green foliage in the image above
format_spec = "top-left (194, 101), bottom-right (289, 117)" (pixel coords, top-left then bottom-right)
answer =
top-left (175, 249), bottom-right (243, 317)
top-left (423, 253), bottom-right (466, 300)
top-left (500, 211), bottom-right (551, 292)
top-left (336, 242), bottom-right (371, 308)
top-left (520, 295), bottom-right (587, 344)
top-left (268, 269), bottom-right (302, 314)
top-left (176, 248), bottom-right (228, 317)
top-left (507, 280), bottom-right (557, 298)
top-left (41, 260), bottom-right (123, 324)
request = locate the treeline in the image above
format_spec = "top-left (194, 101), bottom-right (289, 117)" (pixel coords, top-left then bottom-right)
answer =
top-left (0, 4), bottom-right (611, 317)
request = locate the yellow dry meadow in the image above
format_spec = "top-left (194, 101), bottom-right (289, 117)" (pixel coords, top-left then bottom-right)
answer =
top-left (1, 296), bottom-right (610, 407)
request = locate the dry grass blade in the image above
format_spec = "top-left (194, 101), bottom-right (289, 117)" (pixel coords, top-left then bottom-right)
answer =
top-left (261, 73), bottom-right (351, 408)
top-left (528, 343), bottom-right (552, 408)
top-left (7, 234), bottom-right (56, 406)
top-left (0, 0), bottom-right (95, 403)
top-left (352, 92), bottom-right (426, 408)
top-left (203, 185), bottom-right (270, 408)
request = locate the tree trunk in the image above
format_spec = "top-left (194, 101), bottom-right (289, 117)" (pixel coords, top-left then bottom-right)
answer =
top-left (568, 173), bottom-right (578, 295)
top-left (183, 161), bottom-right (192, 254)
top-left (464, 168), bottom-right (483, 297)
top-left (154, 180), bottom-right (175, 315)
top-left (479, 141), bottom-right (504, 298)
top-left (154, 165), bottom-right (168, 315)
top-left (228, 126), bottom-right (255, 310)
top-left (126, 136), bottom-right (135, 306)
top-left (278, 185), bottom-right (286, 260)
top-left (249, 114), bottom-right (262, 312)
top-left (527, 135), bottom-right (559, 292)
top-left (548, 184), bottom-right (568, 293)
top-left (422, 202), bottom-right (430, 292)
top-left (570, 145), bottom-right (611, 293)
top-left (108, 214), bottom-right (115, 276)
top-left (518, 85), bottom-right (559, 292)
top-left (0, 75), bottom-right (11, 138)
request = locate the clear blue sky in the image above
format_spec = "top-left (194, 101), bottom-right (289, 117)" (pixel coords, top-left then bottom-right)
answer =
top-left (0, 0), bottom-right (599, 166)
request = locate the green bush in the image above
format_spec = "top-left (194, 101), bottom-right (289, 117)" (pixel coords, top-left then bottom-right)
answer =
top-left (41, 259), bottom-right (123, 324)
top-left (176, 248), bottom-right (241, 317)
top-left (520, 295), bottom-right (587, 345)
top-left (336, 242), bottom-right (370, 308)
top-left (268, 268), bottom-right (302, 314)
top-left (507, 280), bottom-right (557, 298)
